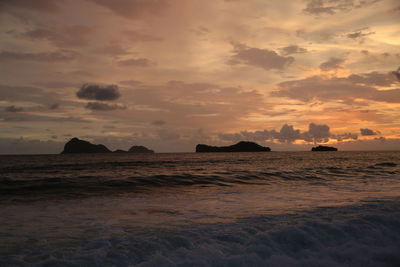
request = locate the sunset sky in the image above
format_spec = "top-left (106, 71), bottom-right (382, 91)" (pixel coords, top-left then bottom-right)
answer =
top-left (0, 0), bottom-right (399, 153)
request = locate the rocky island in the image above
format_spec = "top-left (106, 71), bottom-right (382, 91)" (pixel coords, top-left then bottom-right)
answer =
top-left (196, 141), bottom-right (271, 152)
top-left (311, 145), bottom-right (338, 151)
top-left (61, 137), bottom-right (154, 154)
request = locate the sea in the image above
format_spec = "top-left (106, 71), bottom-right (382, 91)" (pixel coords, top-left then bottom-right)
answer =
top-left (0, 151), bottom-right (400, 266)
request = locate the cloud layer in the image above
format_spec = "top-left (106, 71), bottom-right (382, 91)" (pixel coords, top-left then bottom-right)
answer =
top-left (76, 84), bottom-right (120, 101)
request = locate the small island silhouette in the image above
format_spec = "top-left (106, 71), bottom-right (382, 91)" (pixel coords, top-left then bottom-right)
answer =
top-left (196, 141), bottom-right (271, 152)
top-left (311, 145), bottom-right (338, 151)
top-left (61, 137), bottom-right (154, 154)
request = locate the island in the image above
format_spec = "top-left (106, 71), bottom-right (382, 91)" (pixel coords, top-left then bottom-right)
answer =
top-left (128, 146), bottom-right (154, 153)
top-left (61, 137), bottom-right (154, 154)
top-left (196, 141), bottom-right (271, 152)
top-left (61, 137), bottom-right (111, 154)
top-left (311, 145), bottom-right (338, 151)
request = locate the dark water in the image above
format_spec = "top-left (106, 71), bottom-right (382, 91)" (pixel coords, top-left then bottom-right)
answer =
top-left (0, 152), bottom-right (400, 266)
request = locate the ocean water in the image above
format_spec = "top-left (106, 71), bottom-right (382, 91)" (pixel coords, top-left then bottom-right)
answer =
top-left (0, 151), bottom-right (400, 266)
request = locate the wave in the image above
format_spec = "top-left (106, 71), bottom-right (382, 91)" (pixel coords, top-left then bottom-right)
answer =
top-left (2, 199), bottom-right (400, 266)
top-left (1, 165), bottom-right (399, 201)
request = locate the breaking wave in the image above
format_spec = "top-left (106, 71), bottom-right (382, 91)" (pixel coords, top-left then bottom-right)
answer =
top-left (1, 199), bottom-right (400, 266)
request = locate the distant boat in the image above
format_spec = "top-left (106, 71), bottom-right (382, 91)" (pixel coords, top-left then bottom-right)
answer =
top-left (196, 141), bottom-right (271, 152)
top-left (311, 145), bottom-right (338, 151)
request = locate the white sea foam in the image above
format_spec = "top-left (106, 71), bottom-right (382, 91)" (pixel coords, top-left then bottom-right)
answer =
top-left (1, 200), bottom-right (400, 266)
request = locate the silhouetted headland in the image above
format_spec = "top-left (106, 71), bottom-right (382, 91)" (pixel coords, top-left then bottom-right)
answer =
top-left (61, 138), bottom-right (154, 154)
top-left (128, 146), bottom-right (154, 153)
top-left (196, 141), bottom-right (271, 152)
top-left (311, 145), bottom-right (338, 151)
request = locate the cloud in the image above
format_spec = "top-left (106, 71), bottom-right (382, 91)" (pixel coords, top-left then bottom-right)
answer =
top-left (90, 0), bottom-right (169, 19)
top-left (346, 28), bottom-right (375, 40)
top-left (121, 80), bottom-right (266, 131)
top-left (304, 123), bottom-right (330, 143)
top-left (0, 0), bottom-right (60, 13)
top-left (279, 45), bottom-right (307, 55)
top-left (16, 25), bottom-right (92, 47)
top-left (392, 67), bottom-right (400, 81)
top-left (157, 129), bottom-right (180, 140)
top-left (151, 120), bottom-right (166, 126)
top-left (117, 58), bottom-right (154, 67)
top-left (348, 71), bottom-right (397, 87)
top-left (331, 132), bottom-right (358, 141)
top-left (85, 102), bottom-right (126, 111)
top-left (303, 0), bottom-right (382, 15)
top-left (124, 30), bottom-right (163, 42)
top-left (4, 105), bottom-right (23, 112)
top-left (49, 103), bottom-right (59, 110)
top-left (119, 80), bottom-right (142, 87)
top-left (360, 128), bottom-right (378, 136)
top-left (228, 43), bottom-right (294, 71)
top-left (76, 84), bottom-right (120, 101)
top-left (218, 123), bottom-right (357, 144)
top-left (1, 113), bottom-right (90, 123)
top-left (319, 57), bottom-right (345, 71)
top-left (0, 50), bottom-right (78, 62)
top-left (0, 137), bottom-right (64, 154)
top-left (0, 85), bottom-right (63, 106)
top-left (272, 70), bottom-right (400, 104)
top-left (277, 124), bottom-right (301, 143)
top-left (94, 43), bottom-right (131, 56)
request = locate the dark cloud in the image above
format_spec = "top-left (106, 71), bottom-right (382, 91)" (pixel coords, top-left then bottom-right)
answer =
top-left (0, 0), bottom-right (60, 13)
top-left (124, 30), bottom-right (163, 42)
top-left (279, 45), bottom-right (307, 55)
top-left (392, 67), bottom-right (400, 81)
top-left (228, 43), bottom-right (294, 71)
top-left (360, 128), bottom-right (378, 136)
top-left (304, 123), bottom-right (330, 143)
top-left (304, 0), bottom-right (382, 15)
top-left (0, 50), bottom-right (78, 62)
top-left (91, 0), bottom-right (169, 19)
top-left (76, 84), bottom-right (120, 101)
top-left (151, 120), bottom-right (166, 126)
top-left (348, 71), bottom-right (397, 87)
top-left (277, 124), bottom-right (301, 143)
top-left (272, 70), bottom-right (400, 104)
top-left (218, 123), bottom-right (351, 144)
top-left (4, 105), bottom-right (23, 112)
top-left (331, 132), bottom-right (358, 141)
top-left (85, 102), bottom-right (126, 111)
top-left (346, 28), bottom-right (375, 40)
top-left (49, 103), bottom-right (59, 110)
top-left (319, 57), bottom-right (345, 71)
top-left (117, 58), bottom-right (154, 67)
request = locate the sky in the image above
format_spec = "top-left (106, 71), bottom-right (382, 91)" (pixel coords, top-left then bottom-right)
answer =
top-left (0, 0), bottom-right (399, 153)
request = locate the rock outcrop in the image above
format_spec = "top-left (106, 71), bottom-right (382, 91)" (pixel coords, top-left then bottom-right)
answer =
top-left (61, 138), bottom-right (111, 154)
top-left (61, 138), bottom-right (155, 154)
top-left (311, 145), bottom-right (338, 151)
top-left (128, 146), bottom-right (154, 153)
top-left (196, 141), bottom-right (271, 152)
